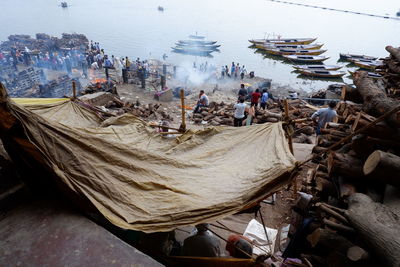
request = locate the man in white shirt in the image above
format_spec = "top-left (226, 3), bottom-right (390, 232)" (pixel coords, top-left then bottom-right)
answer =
top-left (234, 98), bottom-right (248, 127)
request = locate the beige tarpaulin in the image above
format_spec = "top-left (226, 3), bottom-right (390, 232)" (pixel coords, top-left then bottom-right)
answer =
top-left (4, 98), bottom-right (296, 232)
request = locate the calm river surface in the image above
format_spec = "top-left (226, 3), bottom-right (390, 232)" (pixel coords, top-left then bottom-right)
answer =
top-left (1, 0), bottom-right (399, 91)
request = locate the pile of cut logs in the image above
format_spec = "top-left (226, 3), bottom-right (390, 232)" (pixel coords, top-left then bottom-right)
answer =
top-left (191, 99), bottom-right (317, 131)
top-left (290, 63), bottom-right (400, 266)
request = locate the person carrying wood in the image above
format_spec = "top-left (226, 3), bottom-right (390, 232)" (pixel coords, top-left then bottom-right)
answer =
top-left (311, 101), bottom-right (338, 135)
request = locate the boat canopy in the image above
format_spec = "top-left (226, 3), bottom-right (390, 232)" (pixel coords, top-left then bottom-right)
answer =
top-left (0, 86), bottom-right (296, 233)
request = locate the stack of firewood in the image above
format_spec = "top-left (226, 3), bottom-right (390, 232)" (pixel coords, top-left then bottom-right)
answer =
top-left (191, 99), bottom-right (317, 131)
top-left (381, 46), bottom-right (400, 97)
top-left (290, 68), bottom-right (400, 266)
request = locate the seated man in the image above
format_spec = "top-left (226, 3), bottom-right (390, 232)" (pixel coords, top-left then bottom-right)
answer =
top-left (194, 90), bottom-right (209, 113)
top-left (181, 224), bottom-right (221, 257)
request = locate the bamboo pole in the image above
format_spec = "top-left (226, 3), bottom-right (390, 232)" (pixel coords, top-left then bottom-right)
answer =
top-left (179, 89), bottom-right (186, 132)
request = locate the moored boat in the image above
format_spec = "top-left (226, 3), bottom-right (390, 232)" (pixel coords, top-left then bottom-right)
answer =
top-left (339, 53), bottom-right (377, 61)
top-left (188, 34), bottom-right (205, 40)
top-left (353, 60), bottom-right (383, 70)
top-left (299, 69), bottom-right (346, 78)
top-left (283, 55), bottom-right (329, 63)
top-left (264, 48), bottom-right (326, 56)
top-left (293, 65), bottom-right (342, 71)
top-left (348, 70), bottom-right (382, 79)
top-left (175, 43), bottom-right (220, 49)
top-left (249, 37), bottom-right (317, 45)
top-left (256, 43), bottom-right (323, 50)
top-left (178, 40), bottom-right (217, 45)
top-left (61, 1), bottom-right (68, 7)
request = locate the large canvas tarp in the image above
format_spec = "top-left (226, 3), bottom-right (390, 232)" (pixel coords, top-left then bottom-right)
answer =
top-left (2, 98), bottom-right (296, 232)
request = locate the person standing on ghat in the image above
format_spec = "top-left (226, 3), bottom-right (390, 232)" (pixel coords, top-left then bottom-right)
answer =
top-left (311, 100), bottom-right (338, 135)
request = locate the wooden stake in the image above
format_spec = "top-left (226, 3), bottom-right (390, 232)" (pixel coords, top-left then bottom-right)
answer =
top-left (179, 89), bottom-right (186, 132)
top-left (284, 99), bottom-right (294, 154)
top-left (284, 99), bottom-right (296, 198)
top-left (72, 80), bottom-right (76, 99)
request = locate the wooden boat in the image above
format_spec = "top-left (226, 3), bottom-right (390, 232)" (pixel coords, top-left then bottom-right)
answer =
top-left (293, 64), bottom-right (342, 71)
top-left (256, 43), bottom-right (323, 50)
top-left (172, 46), bottom-right (213, 53)
top-left (353, 60), bottom-right (383, 70)
top-left (171, 47), bottom-right (214, 57)
top-left (249, 37), bottom-right (317, 45)
top-left (188, 35), bottom-right (205, 40)
top-left (339, 53), bottom-right (377, 61)
top-left (299, 69), bottom-right (346, 78)
top-left (61, 1), bottom-right (68, 7)
top-left (348, 70), bottom-right (382, 79)
top-left (178, 40), bottom-right (217, 45)
top-left (263, 48), bottom-right (326, 56)
top-left (176, 43), bottom-right (221, 49)
top-left (283, 55), bottom-right (329, 63)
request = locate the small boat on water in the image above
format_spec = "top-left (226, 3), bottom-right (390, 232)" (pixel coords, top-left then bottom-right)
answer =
top-left (175, 43), bottom-right (220, 49)
top-left (256, 43), bottom-right (323, 50)
top-left (178, 40), bottom-right (217, 45)
top-left (293, 65), bottom-right (342, 71)
top-left (339, 53), bottom-right (377, 61)
top-left (157, 6), bottom-right (164, 11)
top-left (353, 60), bottom-right (383, 70)
top-left (264, 48), bottom-right (326, 56)
top-left (61, 2), bottom-right (68, 7)
top-left (348, 70), bottom-right (383, 79)
top-left (300, 69), bottom-right (346, 78)
top-left (249, 37), bottom-right (317, 45)
top-left (188, 34), bottom-right (205, 40)
top-left (283, 55), bottom-right (329, 63)
top-left (171, 47), bottom-right (215, 57)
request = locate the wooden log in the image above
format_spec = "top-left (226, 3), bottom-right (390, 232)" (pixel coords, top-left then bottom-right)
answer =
top-left (341, 85), bottom-right (362, 103)
top-left (346, 193), bottom-right (400, 267)
top-left (315, 176), bottom-right (336, 197)
top-left (385, 45), bottom-right (400, 62)
top-left (386, 59), bottom-right (400, 74)
top-left (351, 134), bottom-right (376, 158)
top-left (305, 168), bottom-right (316, 185)
top-left (363, 150), bottom-right (400, 187)
top-left (307, 228), bottom-right (354, 253)
top-left (383, 185), bottom-right (400, 215)
top-left (337, 176), bottom-right (357, 199)
top-left (353, 71), bottom-right (400, 127)
top-left (316, 203), bottom-right (349, 225)
top-left (327, 152), bottom-right (364, 178)
top-left (323, 218), bottom-right (355, 233)
top-left (320, 128), bottom-right (348, 138)
top-left (347, 246), bottom-right (369, 262)
top-left (351, 112), bottom-right (398, 140)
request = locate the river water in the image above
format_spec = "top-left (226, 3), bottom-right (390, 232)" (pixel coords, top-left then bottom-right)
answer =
top-left (1, 0), bottom-right (399, 92)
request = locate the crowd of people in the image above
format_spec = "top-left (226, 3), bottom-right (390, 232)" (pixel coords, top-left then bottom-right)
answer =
top-left (220, 62), bottom-right (249, 80)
